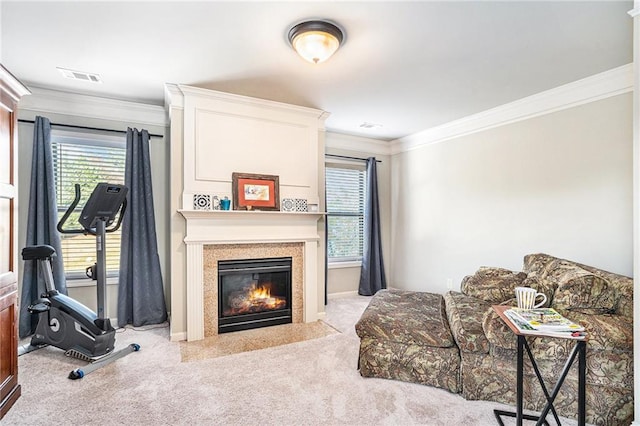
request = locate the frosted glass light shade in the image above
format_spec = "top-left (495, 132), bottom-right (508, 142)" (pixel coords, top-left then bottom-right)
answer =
top-left (292, 31), bottom-right (340, 64)
top-left (288, 20), bottom-right (344, 64)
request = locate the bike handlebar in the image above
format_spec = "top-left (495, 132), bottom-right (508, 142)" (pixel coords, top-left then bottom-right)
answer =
top-left (56, 184), bottom-right (127, 236)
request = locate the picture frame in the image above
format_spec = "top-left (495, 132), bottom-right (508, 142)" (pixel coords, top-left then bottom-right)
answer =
top-left (232, 172), bottom-right (280, 211)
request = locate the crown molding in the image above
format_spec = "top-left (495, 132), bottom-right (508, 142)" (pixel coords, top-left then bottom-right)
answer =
top-left (174, 84), bottom-right (329, 121)
top-left (18, 85), bottom-right (166, 127)
top-left (0, 64), bottom-right (31, 109)
top-left (164, 83), bottom-right (184, 109)
top-left (325, 131), bottom-right (392, 156)
top-left (391, 63), bottom-right (633, 155)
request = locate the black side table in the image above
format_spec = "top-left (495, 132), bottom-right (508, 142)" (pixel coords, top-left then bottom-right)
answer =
top-left (492, 305), bottom-right (587, 426)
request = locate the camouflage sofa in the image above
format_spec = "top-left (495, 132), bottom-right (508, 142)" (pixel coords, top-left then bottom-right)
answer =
top-left (355, 254), bottom-right (633, 425)
top-left (445, 253), bottom-right (633, 426)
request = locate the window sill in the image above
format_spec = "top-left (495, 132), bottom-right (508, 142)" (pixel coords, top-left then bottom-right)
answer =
top-left (328, 261), bottom-right (362, 270)
top-left (66, 277), bottom-right (119, 288)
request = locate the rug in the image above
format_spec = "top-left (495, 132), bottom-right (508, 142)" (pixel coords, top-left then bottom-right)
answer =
top-left (179, 320), bottom-right (340, 362)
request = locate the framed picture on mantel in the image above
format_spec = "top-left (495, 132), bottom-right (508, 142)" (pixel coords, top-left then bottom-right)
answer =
top-left (232, 172), bottom-right (280, 211)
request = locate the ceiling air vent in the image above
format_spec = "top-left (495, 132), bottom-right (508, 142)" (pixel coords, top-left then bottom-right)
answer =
top-left (57, 67), bottom-right (102, 83)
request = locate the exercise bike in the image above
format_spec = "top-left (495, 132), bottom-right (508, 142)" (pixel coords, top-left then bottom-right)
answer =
top-left (19, 183), bottom-right (140, 379)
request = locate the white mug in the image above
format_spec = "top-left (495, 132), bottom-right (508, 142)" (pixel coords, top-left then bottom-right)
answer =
top-left (514, 286), bottom-right (547, 309)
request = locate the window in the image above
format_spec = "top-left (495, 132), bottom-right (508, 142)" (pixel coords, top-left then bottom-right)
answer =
top-left (325, 163), bottom-right (366, 262)
top-left (51, 130), bottom-right (126, 279)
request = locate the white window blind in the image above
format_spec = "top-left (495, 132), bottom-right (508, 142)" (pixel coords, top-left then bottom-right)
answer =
top-left (51, 132), bottom-right (126, 279)
top-left (325, 164), bottom-right (366, 261)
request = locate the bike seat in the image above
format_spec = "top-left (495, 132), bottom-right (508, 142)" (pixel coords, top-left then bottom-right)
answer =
top-left (22, 245), bottom-right (57, 260)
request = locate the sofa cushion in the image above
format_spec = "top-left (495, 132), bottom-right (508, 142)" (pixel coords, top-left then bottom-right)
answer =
top-left (553, 268), bottom-right (616, 312)
top-left (523, 253), bottom-right (632, 316)
top-left (444, 291), bottom-right (490, 354)
top-left (354, 289), bottom-right (455, 348)
top-left (573, 262), bottom-right (632, 319)
top-left (522, 255), bottom-right (571, 303)
top-left (460, 267), bottom-right (527, 304)
top-left (560, 311), bottom-right (633, 352)
top-left (523, 253), bottom-right (558, 275)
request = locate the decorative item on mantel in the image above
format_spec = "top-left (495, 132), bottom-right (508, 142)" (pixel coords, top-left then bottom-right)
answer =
top-left (282, 198), bottom-right (295, 212)
top-left (193, 194), bottom-right (211, 210)
top-left (295, 199), bottom-right (308, 212)
top-left (232, 172), bottom-right (280, 211)
top-left (220, 196), bottom-right (231, 210)
top-left (283, 198), bottom-right (308, 212)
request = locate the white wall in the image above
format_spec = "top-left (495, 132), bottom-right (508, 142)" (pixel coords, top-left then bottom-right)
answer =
top-left (325, 133), bottom-right (392, 296)
top-left (16, 88), bottom-right (168, 321)
top-left (391, 93), bottom-right (633, 294)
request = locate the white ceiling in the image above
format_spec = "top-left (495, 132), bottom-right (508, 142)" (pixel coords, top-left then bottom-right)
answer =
top-left (0, 1), bottom-right (633, 141)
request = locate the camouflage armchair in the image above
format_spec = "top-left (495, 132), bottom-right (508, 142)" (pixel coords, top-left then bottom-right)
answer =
top-left (444, 254), bottom-right (633, 426)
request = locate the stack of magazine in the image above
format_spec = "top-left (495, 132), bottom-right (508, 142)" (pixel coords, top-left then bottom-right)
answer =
top-left (503, 307), bottom-right (586, 339)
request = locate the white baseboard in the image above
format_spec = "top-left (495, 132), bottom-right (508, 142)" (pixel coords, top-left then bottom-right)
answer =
top-left (327, 291), bottom-right (359, 299)
top-left (327, 287), bottom-right (399, 300)
top-left (170, 331), bottom-right (187, 342)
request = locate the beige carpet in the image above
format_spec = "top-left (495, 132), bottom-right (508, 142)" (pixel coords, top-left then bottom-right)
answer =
top-left (180, 320), bottom-right (340, 361)
top-left (4, 295), bottom-right (589, 425)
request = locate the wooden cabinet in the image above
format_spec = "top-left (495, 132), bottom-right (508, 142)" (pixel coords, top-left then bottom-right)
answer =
top-left (0, 273), bottom-right (20, 418)
top-left (0, 64), bottom-right (30, 420)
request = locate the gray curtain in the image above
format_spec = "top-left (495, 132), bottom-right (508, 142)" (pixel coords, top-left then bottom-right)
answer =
top-left (358, 157), bottom-right (386, 296)
top-left (117, 128), bottom-right (167, 327)
top-left (20, 116), bottom-right (67, 337)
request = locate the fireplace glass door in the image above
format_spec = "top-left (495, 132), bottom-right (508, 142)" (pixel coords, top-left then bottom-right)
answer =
top-left (218, 257), bottom-right (292, 333)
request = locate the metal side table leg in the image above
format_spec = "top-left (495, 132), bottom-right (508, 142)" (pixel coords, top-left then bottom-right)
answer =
top-left (577, 341), bottom-right (586, 426)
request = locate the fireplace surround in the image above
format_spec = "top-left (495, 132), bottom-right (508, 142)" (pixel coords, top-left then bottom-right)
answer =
top-left (179, 210), bottom-right (322, 341)
top-left (203, 242), bottom-right (304, 338)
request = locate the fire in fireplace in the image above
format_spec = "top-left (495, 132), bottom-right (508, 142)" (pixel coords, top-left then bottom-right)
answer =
top-left (218, 257), bottom-right (292, 333)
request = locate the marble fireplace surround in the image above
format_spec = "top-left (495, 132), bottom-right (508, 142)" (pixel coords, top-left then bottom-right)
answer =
top-left (203, 243), bottom-right (304, 337)
top-left (180, 210), bottom-right (322, 341)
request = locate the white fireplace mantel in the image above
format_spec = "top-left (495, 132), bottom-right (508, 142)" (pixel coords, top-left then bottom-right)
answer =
top-left (179, 210), bottom-right (324, 244)
top-left (179, 210), bottom-right (324, 341)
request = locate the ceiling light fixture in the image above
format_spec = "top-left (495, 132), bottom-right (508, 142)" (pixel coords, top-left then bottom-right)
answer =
top-left (287, 20), bottom-right (344, 64)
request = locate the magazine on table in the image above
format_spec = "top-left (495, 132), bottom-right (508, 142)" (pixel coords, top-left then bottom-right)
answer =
top-left (503, 307), bottom-right (586, 339)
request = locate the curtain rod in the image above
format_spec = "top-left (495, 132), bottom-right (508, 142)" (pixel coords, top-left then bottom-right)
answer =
top-left (18, 119), bottom-right (164, 139)
top-left (325, 153), bottom-right (382, 163)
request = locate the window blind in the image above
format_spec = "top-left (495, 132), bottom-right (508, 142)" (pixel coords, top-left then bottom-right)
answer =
top-left (325, 165), bottom-right (366, 261)
top-left (52, 134), bottom-right (126, 279)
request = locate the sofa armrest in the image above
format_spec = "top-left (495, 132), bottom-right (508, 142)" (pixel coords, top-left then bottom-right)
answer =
top-left (558, 310), bottom-right (633, 352)
top-left (444, 291), bottom-right (490, 353)
top-left (482, 307), bottom-right (517, 351)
